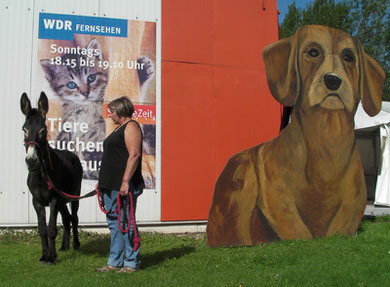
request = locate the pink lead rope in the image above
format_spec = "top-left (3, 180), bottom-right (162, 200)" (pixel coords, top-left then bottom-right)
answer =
top-left (96, 187), bottom-right (140, 252)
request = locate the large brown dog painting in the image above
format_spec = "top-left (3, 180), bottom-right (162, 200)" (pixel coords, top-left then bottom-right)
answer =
top-left (207, 25), bottom-right (385, 247)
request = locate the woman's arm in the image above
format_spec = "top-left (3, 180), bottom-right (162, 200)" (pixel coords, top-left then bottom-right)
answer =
top-left (120, 121), bottom-right (142, 196)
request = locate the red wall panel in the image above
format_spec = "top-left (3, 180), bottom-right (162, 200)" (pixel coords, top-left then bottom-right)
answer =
top-left (161, 0), bottom-right (280, 221)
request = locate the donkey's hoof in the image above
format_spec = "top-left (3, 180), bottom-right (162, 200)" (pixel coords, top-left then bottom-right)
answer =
top-left (45, 260), bottom-right (56, 266)
top-left (39, 256), bottom-right (49, 263)
top-left (59, 245), bottom-right (70, 251)
top-left (39, 256), bottom-right (55, 265)
top-left (73, 242), bottom-right (81, 250)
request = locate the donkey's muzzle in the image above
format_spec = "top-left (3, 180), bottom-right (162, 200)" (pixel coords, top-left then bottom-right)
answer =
top-left (25, 145), bottom-right (40, 171)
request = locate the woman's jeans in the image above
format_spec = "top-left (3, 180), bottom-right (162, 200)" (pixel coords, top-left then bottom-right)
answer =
top-left (103, 188), bottom-right (142, 269)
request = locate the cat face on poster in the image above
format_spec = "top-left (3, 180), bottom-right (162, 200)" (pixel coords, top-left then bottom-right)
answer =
top-left (41, 39), bottom-right (108, 104)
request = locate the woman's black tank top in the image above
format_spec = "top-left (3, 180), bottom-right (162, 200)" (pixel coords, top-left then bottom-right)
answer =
top-left (98, 120), bottom-right (144, 191)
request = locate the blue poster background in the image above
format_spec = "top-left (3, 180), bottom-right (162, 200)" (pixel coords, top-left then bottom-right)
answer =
top-left (39, 13), bottom-right (128, 40)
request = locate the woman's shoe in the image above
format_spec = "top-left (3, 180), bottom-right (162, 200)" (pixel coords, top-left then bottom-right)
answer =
top-left (95, 265), bottom-right (121, 272)
top-left (117, 266), bottom-right (138, 273)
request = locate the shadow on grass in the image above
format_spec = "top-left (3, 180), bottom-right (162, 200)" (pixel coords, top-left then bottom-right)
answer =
top-left (80, 238), bottom-right (111, 257)
top-left (79, 238), bottom-right (196, 268)
top-left (142, 246), bottom-right (196, 268)
top-left (356, 216), bottom-right (376, 235)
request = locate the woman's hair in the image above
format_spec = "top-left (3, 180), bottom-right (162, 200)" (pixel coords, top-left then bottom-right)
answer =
top-left (108, 96), bottom-right (134, 118)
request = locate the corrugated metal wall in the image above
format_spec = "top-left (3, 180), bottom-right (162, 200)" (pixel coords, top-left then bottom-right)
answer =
top-left (0, 0), bottom-right (161, 226)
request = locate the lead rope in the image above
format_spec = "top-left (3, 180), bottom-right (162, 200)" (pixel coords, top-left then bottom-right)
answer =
top-left (25, 141), bottom-right (140, 251)
top-left (96, 187), bottom-right (140, 252)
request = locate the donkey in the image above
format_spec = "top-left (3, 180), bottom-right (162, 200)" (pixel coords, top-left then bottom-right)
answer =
top-left (21, 92), bottom-right (83, 264)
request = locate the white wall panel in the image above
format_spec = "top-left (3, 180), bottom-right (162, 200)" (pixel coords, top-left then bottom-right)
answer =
top-left (100, 0), bottom-right (160, 21)
top-left (35, 0), bottom-right (99, 16)
top-left (0, 0), bottom-right (34, 224)
top-left (0, 0), bottom-right (161, 226)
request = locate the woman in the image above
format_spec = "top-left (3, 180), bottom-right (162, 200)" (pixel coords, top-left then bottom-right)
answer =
top-left (95, 96), bottom-right (144, 273)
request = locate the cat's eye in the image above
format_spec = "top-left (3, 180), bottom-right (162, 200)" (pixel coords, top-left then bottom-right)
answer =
top-left (67, 81), bottom-right (77, 89)
top-left (87, 74), bottom-right (96, 83)
top-left (23, 128), bottom-right (28, 137)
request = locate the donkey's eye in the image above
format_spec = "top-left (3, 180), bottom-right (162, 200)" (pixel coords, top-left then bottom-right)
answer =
top-left (39, 128), bottom-right (47, 138)
top-left (343, 51), bottom-right (355, 63)
top-left (308, 48), bottom-right (320, 58)
top-left (67, 81), bottom-right (77, 89)
top-left (87, 74), bottom-right (96, 83)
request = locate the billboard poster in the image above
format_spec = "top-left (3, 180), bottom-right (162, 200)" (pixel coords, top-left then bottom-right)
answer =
top-left (36, 13), bottom-right (157, 192)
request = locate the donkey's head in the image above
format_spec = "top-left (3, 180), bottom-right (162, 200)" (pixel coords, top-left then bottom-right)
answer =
top-left (20, 92), bottom-right (49, 171)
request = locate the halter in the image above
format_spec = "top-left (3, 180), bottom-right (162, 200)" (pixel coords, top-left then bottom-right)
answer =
top-left (24, 140), bottom-right (53, 170)
top-left (24, 140), bottom-right (42, 151)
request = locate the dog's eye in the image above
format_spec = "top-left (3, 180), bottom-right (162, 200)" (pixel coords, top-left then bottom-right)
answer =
top-left (343, 51), bottom-right (355, 63)
top-left (308, 48), bottom-right (320, 58)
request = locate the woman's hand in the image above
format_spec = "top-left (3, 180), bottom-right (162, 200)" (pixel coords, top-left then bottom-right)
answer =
top-left (120, 181), bottom-right (129, 196)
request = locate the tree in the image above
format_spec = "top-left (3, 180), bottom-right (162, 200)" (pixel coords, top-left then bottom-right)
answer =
top-left (279, 2), bottom-right (303, 39)
top-left (279, 0), bottom-right (353, 39)
top-left (279, 0), bottom-right (390, 99)
top-left (349, 0), bottom-right (390, 99)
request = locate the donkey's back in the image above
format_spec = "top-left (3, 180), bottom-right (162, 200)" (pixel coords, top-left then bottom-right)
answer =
top-left (49, 148), bottom-right (83, 196)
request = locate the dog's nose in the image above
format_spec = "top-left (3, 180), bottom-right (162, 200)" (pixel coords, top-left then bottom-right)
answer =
top-left (324, 73), bottom-right (342, 91)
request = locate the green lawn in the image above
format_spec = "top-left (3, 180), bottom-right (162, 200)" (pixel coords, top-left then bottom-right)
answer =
top-left (1, 216), bottom-right (390, 286)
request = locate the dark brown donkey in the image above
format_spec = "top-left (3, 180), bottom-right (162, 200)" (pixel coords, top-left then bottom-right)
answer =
top-left (21, 92), bottom-right (83, 264)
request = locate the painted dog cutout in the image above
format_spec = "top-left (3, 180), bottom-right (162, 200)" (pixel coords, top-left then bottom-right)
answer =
top-left (21, 92), bottom-right (83, 264)
top-left (207, 25), bottom-right (385, 247)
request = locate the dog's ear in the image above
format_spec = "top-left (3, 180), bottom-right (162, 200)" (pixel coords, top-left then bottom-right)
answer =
top-left (357, 40), bottom-right (385, 116)
top-left (262, 35), bottom-right (298, 106)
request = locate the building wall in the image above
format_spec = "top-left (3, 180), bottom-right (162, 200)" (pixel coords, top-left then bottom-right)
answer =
top-left (161, 0), bottom-right (281, 220)
top-left (0, 0), bottom-right (161, 226)
top-left (0, 0), bottom-right (280, 226)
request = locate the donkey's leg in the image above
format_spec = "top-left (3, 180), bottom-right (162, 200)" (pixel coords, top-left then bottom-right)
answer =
top-left (47, 199), bottom-right (60, 264)
top-left (59, 203), bottom-right (71, 251)
top-left (33, 199), bottom-right (49, 263)
top-left (71, 201), bottom-right (80, 250)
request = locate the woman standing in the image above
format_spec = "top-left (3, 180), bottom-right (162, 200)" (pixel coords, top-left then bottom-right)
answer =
top-left (95, 96), bottom-right (144, 273)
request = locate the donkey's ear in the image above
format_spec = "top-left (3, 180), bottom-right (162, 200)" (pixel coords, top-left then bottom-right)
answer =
top-left (262, 33), bottom-right (299, 107)
top-left (20, 93), bottom-right (31, 116)
top-left (38, 92), bottom-right (49, 116)
top-left (357, 39), bottom-right (385, 116)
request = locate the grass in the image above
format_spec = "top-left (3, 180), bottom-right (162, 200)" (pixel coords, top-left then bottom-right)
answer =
top-left (1, 217), bottom-right (390, 287)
